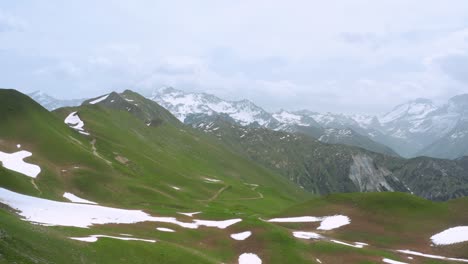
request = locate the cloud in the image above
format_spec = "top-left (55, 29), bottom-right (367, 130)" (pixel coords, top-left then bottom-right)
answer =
top-left (339, 32), bottom-right (385, 49)
top-left (0, 12), bottom-right (26, 32)
top-left (34, 62), bottom-right (82, 78)
top-left (432, 53), bottom-right (468, 84)
top-left (2, 1), bottom-right (468, 113)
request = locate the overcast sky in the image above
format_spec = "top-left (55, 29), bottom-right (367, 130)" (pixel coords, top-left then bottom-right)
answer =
top-left (1, 1), bottom-right (468, 114)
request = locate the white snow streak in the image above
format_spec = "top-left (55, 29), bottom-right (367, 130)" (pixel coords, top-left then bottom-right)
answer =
top-left (89, 94), bottom-right (110, 104)
top-left (70, 234), bottom-right (156, 243)
top-left (383, 258), bottom-right (408, 264)
top-left (397, 249), bottom-right (468, 263)
top-left (293, 231), bottom-right (322, 240)
top-left (156, 227), bottom-right (175, 232)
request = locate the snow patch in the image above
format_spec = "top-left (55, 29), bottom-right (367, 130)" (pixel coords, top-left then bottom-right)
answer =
top-left (64, 112), bottom-right (89, 135)
top-left (331, 240), bottom-right (365, 248)
top-left (63, 192), bottom-right (97, 205)
top-left (89, 94), bottom-right (109, 104)
top-left (204, 177), bottom-right (222, 183)
top-left (238, 253), bottom-right (262, 264)
top-left (431, 226), bottom-right (468, 245)
top-left (70, 235), bottom-right (155, 243)
top-left (193, 219), bottom-right (242, 229)
top-left (230, 231), bottom-right (252, 241)
top-left (383, 258), bottom-right (408, 264)
top-left (268, 216), bottom-right (322, 223)
top-left (157, 227), bottom-right (175, 232)
top-left (178, 212), bottom-right (201, 217)
top-left (397, 249), bottom-right (468, 263)
top-left (0, 150), bottom-right (41, 178)
top-left (268, 215), bottom-right (350, 231)
top-left (293, 231), bottom-right (322, 240)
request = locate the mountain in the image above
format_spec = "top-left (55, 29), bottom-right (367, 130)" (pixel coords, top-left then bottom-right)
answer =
top-left (150, 87), bottom-right (400, 156)
top-left (292, 110), bottom-right (378, 130)
top-left (29, 87), bottom-right (468, 159)
top-left (1, 89), bottom-right (468, 263)
top-left (28, 90), bottom-right (84, 111)
top-left (272, 110), bottom-right (398, 156)
top-left (186, 112), bottom-right (468, 200)
top-left (417, 95), bottom-right (468, 159)
top-left (149, 87), bottom-right (280, 128)
top-left (379, 95), bottom-right (468, 157)
top-left (316, 128), bottom-right (399, 156)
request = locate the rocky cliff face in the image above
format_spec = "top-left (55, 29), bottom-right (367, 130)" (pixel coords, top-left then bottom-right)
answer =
top-left (349, 154), bottom-right (397, 192)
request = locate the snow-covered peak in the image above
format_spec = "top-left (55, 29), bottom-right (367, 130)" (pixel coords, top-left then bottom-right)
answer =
top-left (292, 110), bottom-right (378, 131)
top-left (380, 98), bottom-right (437, 124)
top-left (273, 110), bottom-right (304, 125)
top-left (148, 87), bottom-right (278, 127)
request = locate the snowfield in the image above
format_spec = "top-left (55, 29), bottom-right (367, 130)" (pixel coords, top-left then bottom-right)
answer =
top-left (431, 226), bottom-right (468, 245)
top-left (238, 253), bottom-right (262, 264)
top-left (70, 234), bottom-right (156, 243)
top-left (230, 231), bottom-right (252, 241)
top-left (0, 150), bottom-right (41, 178)
top-left (0, 187), bottom-right (241, 229)
top-left (268, 215), bottom-right (350, 230)
top-left (63, 192), bottom-right (98, 205)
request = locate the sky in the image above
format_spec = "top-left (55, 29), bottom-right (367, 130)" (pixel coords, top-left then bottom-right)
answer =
top-left (1, 1), bottom-right (468, 114)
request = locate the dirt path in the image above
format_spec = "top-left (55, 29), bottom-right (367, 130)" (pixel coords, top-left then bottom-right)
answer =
top-left (30, 179), bottom-right (41, 195)
top-left (90, 139), bottom-right (112, 165)
top-left (219, 183), bottom-right (264, 201)
top-left (200, 185), bottom-right (230, 202)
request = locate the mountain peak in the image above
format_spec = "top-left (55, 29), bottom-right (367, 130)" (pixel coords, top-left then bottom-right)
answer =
top-left (148, 87), bottom-right (279, 127)
top-left (380, 97), bottom-right (437, 124)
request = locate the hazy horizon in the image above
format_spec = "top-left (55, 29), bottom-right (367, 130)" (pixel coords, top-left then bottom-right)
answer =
top-left (2, 1), bottom-right (468, 114)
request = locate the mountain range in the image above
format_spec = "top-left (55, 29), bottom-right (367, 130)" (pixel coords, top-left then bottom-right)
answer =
top-left (149, 87), bottom-right (468, 159)
top-left (29, 87), bottom-right (468, 160)
top-left (1, 88), bottom-right (468, 263)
